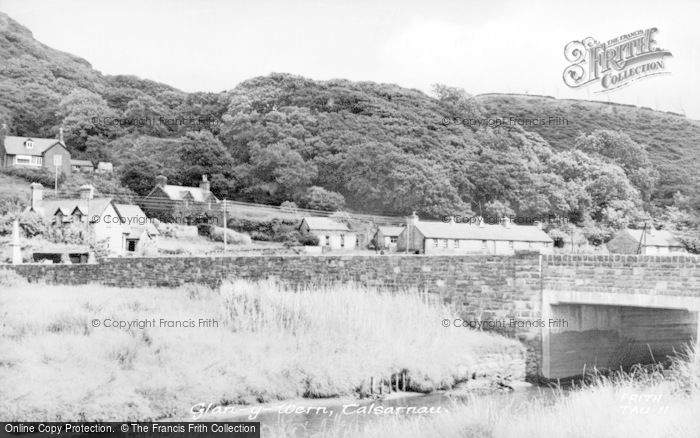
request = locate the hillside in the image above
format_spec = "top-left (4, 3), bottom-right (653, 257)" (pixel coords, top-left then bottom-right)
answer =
top-left (1, 11), bottom-right (699, 241)
top-left (476, 94), bottom-right (700, 202)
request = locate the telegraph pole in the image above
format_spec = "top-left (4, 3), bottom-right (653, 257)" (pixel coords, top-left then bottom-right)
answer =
top-left (223, 198), bottom-right (227, 256)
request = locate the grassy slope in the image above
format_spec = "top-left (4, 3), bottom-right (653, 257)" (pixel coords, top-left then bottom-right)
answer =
top-left (477, 94), bottom-right (700, 200)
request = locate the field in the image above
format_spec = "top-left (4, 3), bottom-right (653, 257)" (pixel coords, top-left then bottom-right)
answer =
top-left (0, 273), bottom-right (517, 421)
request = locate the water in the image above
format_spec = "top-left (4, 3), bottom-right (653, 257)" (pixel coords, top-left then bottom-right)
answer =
top-left (211, 385), bottom-right (561, 436)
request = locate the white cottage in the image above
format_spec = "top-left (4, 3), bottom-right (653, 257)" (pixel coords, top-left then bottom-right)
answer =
top-left (27, 183), bottom-right (158, 256)
top-left (299, 217), bottom-right (357, 250)
top-left (397, 213), bottom-right (553, 255)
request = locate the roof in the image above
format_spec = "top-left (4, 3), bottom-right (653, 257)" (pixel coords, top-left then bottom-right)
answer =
top-left (160, 185), bottom-right (217, 202)
top-left (623, 228), bottom-right (684, 247)
top-left (3, 136), bottom-right (64, 156)
top-left (31, 198), bottom-right (114, 221)
top-left (302, 217), bottom-right (350, 231)
top-left (71, 159), bottom-right (94, 167)
top-left (410, 220), bottom-right (553, 242)
top-left (377, 226), bottom-right (405, 237)
top-left (114, 203), bottom-right (159, 237)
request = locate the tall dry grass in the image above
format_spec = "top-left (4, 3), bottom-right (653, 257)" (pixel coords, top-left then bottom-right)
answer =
top-left (0, 279), bottom-right (516, 421)
top-left (263, 349), bottom-right (700, 438)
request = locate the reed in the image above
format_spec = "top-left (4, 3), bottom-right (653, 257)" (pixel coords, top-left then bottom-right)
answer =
top-left (0, 279), bottom-right (515, 421)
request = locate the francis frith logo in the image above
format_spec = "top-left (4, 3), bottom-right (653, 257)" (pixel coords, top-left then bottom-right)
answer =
top-left (563, 28), bottom-right (672, 92)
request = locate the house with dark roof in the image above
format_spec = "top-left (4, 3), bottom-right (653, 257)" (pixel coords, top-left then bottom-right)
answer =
top-left (397, 213), bottom-right (553, 255)
top-left (299, 217), bottom-right (357, 250)
top-left (27, 183), bottom-right (158, 256)
top-left (372, 225), bottom-right (405, 250)
top-left (145, 174), bottom-right (219, 204)
top-left (0, 124), bottom-right (72, 174)
top-left (607, 227), bottom-right (686, 255)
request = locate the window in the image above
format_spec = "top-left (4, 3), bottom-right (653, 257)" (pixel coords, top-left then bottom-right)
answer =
top-left (390, 236), bottom-right (398, 244)
top-left (340, 234), bottom-right (345, 248)
top-left (481, 240), bottom-right (487, 249)
top-left (325, 236), bottom-right (330, 246)
top-left (25, 140), bottom-right (34, 149)
top-left (433, 239), bottom-right (438, 248)
top-left (127, 240), bottom-right (137, 252)
top-left (454, 240), bottom-right (459, 248)
top-left (15, 155), bottom-right (41, 166)
top-left (508, 241), bottom-right (514, 248)
top-left (528, 242), bottom-right (533, 249)
top-left (442, 239), bottom-right (448, 248)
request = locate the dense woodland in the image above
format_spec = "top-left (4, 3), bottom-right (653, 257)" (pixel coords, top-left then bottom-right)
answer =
top-left (1, 12), bottom-right (700, 248)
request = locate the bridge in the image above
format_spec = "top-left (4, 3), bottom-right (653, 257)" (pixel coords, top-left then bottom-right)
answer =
top-left (541, 255), bottom-right (700, 379)
top-left (3, 252), bottom-right (700, 379)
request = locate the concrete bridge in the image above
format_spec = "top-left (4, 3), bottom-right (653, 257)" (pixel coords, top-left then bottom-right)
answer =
top-left (541, 255), bottom-right (700, 379)
top-left (3, 252), bottom-right (700, 379)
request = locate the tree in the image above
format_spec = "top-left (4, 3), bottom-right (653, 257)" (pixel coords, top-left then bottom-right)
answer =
top-left (57, 89), bottom-right (120, 151)
top-left (177, 130), bottom-right (237, 197)
top-left (340, 142), bottom-right (469, 217)
top-left (243, 139), bottom-right (317, 203)
top-left (296, 186), bottom-right (345, 211)
top-left (575, 130), bottom-right (659, 201)
top-left (120, 158), bottom-right (165, 196)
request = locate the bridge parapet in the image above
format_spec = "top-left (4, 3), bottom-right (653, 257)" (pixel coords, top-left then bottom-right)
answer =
top-left (543, 254), bottom-right (700, 297)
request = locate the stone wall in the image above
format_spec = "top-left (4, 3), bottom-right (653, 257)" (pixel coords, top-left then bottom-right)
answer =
top-left (2, 253), bottom-right (544, 326)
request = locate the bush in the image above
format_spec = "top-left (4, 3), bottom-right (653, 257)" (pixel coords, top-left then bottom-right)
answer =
top-left (0, 194), bottom-right (27, 215)
top-left (227, 218), bottom-right (301, 242)
top-left (197, 223), bottom-right (213, 237)
top-left (279, 201), bottom-right (299, 214)
top-left (298, 234), bottom-right (319, 246)
top-left (275, 229), bottom-right (304, 245)
top-left (1, 167), bottom-right (65, 187)
top-left (249, 231), bottom-right (271, 241)
top-left (0, 212), bottom-right (45, 238)
top-left (296, 186), bottom-right (345, 211)
top-left (209, 226), bottom-right (252, 245)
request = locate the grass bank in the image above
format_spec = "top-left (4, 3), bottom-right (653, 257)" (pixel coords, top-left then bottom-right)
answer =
top-left (0, 274), bottom-right (519, 421)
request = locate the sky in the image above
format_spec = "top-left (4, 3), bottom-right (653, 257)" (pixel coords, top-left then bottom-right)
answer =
top-left (1, 0), bottom-right (699, 119)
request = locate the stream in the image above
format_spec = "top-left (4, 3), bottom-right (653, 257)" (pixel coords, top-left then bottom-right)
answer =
top-left (209, 385), bottom-right (562, 436)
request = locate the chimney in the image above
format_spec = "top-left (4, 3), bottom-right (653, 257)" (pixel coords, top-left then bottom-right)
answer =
top-left (534, 221), bottom-right (542, 230)
top-left (477, 216), bottom-right (485, 227)
top-left (0, 122), bottom-right (7, 137)
top-left (407, 211), bottom-right (419, 226)
top-left (30, 183), bottom-right (43, 211)
top-left (155, 175), bottom-right (167, 189)
top-left (79, 184), bottom-right (94, 200)
top-left (448, 216), bottom-right (455, 225)
top-left (501, 217), bottom-right (511, 228)
top-left (59, 127), bottom-right (64, 143)
top-left (199, 174), bottom-right (210, 193)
